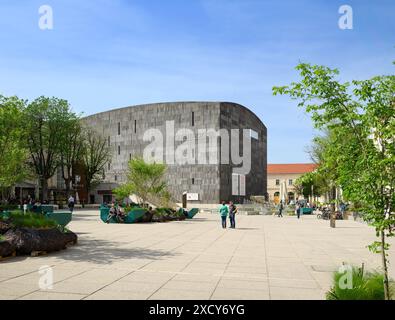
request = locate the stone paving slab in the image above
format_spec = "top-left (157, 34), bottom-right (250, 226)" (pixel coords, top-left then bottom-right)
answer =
top-left (1, 210), bottom-right (394, 300)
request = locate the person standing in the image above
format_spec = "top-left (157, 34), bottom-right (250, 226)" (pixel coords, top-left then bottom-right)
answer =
top-left (229, 201), bottom-right (238, 229)
top-left (278, 200), bottom-right (284, 218)
top-left (219, 201), bottom-right (229, 229)
top-left (68, 195), bottom-right (75, 214)
top-left (339, 202), bottom-right (346, 219)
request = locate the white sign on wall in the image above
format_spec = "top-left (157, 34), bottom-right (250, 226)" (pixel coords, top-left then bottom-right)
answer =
top-left (187, 193), bottom-right (199, 201)
top-left (249, 129), bottom-right (259, 140)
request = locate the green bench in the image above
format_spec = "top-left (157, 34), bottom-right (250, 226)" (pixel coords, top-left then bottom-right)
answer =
top-left (45, 212), bottom-right (72, 227)
top-left (0, 211), bottom-right (11, 219)
top-left (100, 206), bottom-right (147, 224)
top-left (302, 207), bottom-right (314, 215)
top-left (187, 208), bottom-right (199, 219)
top-left (27, 204), bottom-right (54, 214)
top-left (178, 208), bottom-right (199, 219)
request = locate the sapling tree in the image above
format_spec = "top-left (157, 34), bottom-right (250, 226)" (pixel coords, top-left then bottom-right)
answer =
top-left (273, 63), bottom-right (395, 299)
top-left (114, 158), bottom-right (169, 208)
top-left (81, 128), bottom-right (111, 203)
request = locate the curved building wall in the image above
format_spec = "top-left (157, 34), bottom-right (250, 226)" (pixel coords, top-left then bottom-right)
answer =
top-left (83, 102), bottom-right (267, 204)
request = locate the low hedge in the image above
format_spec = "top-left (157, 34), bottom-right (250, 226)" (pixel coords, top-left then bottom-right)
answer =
top-left (1, 211), bottom-right (58, 229)
top-left (0, 204), bottom-right (19, 212)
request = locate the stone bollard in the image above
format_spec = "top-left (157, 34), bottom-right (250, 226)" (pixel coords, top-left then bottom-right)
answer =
top-left (330, 212), bottom-right (336, 228)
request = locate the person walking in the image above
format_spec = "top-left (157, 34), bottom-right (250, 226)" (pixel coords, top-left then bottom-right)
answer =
top-left (219, 201), bottom-right (229, 229)
top-left (296, 202), bottom-right (301, 219)
top-left (229, 201), bottom-right (238, 229)
top-left (68, 195), bottom-right (75, 214)
top-left (278, 200), bottom-right (284, 217)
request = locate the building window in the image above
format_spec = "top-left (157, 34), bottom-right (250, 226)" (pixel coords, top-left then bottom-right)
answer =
top-left (192, 178), bottom-right (195, 185)
top-left (118, 122), bottom-right (121, 135)
top-left (192, 112), bottom-right (195, 126)
top-left (114, 175), bottom-right (117, 182)
top-left (289, 179), bottom-right (293, 186)
top-left (108, 136), bottom-right (110, 147)
top-left (129, 153), bottom-right (132, 161)
top-left (108, 163), bottom-right (111, 170)
top-left (118, 146), bottom-right (121, 155)
top-left (276, 179), bottom-right (280, 186)
top-left (134, 120), bottom-right (137, 133)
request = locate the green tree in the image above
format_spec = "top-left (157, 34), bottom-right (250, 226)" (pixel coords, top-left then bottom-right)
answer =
top-left (0, 95), bottom-right (29, 199)
top-left (303, 129), bottom-right (342, 203)
top-left (294, 170), bottom-right (326, 201)
top-left (59, 118), bottom-right (85, 195)
top-left (113, 158), bottom-right (168, 208)
top-left (273, 63), bottom-right (395, 299)
top-left (24, 96), bottom-right (77, 202)
top-left (81, 128), bottom-right (111, 203)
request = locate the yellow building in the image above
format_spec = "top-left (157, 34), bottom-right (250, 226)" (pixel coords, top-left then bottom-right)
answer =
top-left (267, 163), bottom-right (318, 204)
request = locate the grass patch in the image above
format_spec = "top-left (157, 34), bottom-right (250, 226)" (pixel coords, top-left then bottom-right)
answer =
top-left (326, 265), bottom-right (392, 300)
top-left (1, 211), bottom-right (58, 229)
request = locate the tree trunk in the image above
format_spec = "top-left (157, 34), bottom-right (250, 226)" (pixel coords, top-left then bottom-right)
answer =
top-left (86, 185), bottom-right (91, 204)
top-left (380, 230), bottom-right (391, 300)
top-left (64, 178), bottom-right (71, 196)
top-left (41, 178), bottom-right (49, 202)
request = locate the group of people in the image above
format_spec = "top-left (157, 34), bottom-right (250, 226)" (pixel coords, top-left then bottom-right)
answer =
top-left (277, 200), bottom-right (310, 219)
top-left (219, 201), bottom-right (238, 229)
top-left (105, 203), bottom-right (126, 223)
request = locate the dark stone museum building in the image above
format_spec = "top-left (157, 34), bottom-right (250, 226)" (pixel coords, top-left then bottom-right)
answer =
top-left (83, 102), bottom-right (267, 204)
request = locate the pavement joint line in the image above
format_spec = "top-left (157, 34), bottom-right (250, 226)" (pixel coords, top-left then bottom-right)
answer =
top-left (0, 261), bottom-right (63, 283)
top-left (209, 221), bottom-right (251, 300)
top-left (13, 268), bottom-right (93, 300)
top-left (82, 221), bottom-right (205, 300)
top-left (262, 218), bottom-right (272, 299)
top-left (5, 212), bottom-right (395, 300)
top-left (146, 222), bottom-right (228, 300)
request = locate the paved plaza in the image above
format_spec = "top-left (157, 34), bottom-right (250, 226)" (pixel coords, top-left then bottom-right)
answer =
top-left (1, 211), bottom-right (394, 300)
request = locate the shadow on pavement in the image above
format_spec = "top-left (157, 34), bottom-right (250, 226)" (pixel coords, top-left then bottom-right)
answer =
top-left (55, 238), bottom-right (179, 265)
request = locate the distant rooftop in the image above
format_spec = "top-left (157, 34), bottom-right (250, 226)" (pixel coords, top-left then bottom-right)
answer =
top-left (267, 163), bottom-right (318, 174)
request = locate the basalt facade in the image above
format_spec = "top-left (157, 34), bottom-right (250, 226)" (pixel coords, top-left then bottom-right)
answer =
top-left (83, 102), bottom-right (267, 204)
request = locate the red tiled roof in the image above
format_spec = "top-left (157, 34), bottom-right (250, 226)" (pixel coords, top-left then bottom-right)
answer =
top-left (267, 163), bottom-right (318, 174)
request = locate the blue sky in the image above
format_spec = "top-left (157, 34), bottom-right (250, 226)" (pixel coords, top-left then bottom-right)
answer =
top-left (0, 0), bottom-right (394, 163)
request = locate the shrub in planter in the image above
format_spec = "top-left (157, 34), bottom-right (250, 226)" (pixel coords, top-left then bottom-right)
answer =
top-left (151, 208), bottom-right (186, 223)
top-left (136, 210), bottom-right (155, 223)
top-left (326, 265), bottom-right (391, 300)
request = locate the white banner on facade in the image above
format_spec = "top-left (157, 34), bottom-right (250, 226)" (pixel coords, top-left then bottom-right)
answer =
top-left (232, 173), bottom-right (246, 196)
top-left (239, 174), bottom-right (246, 196)
top-left (232, 173), bottom-right (239, 196)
